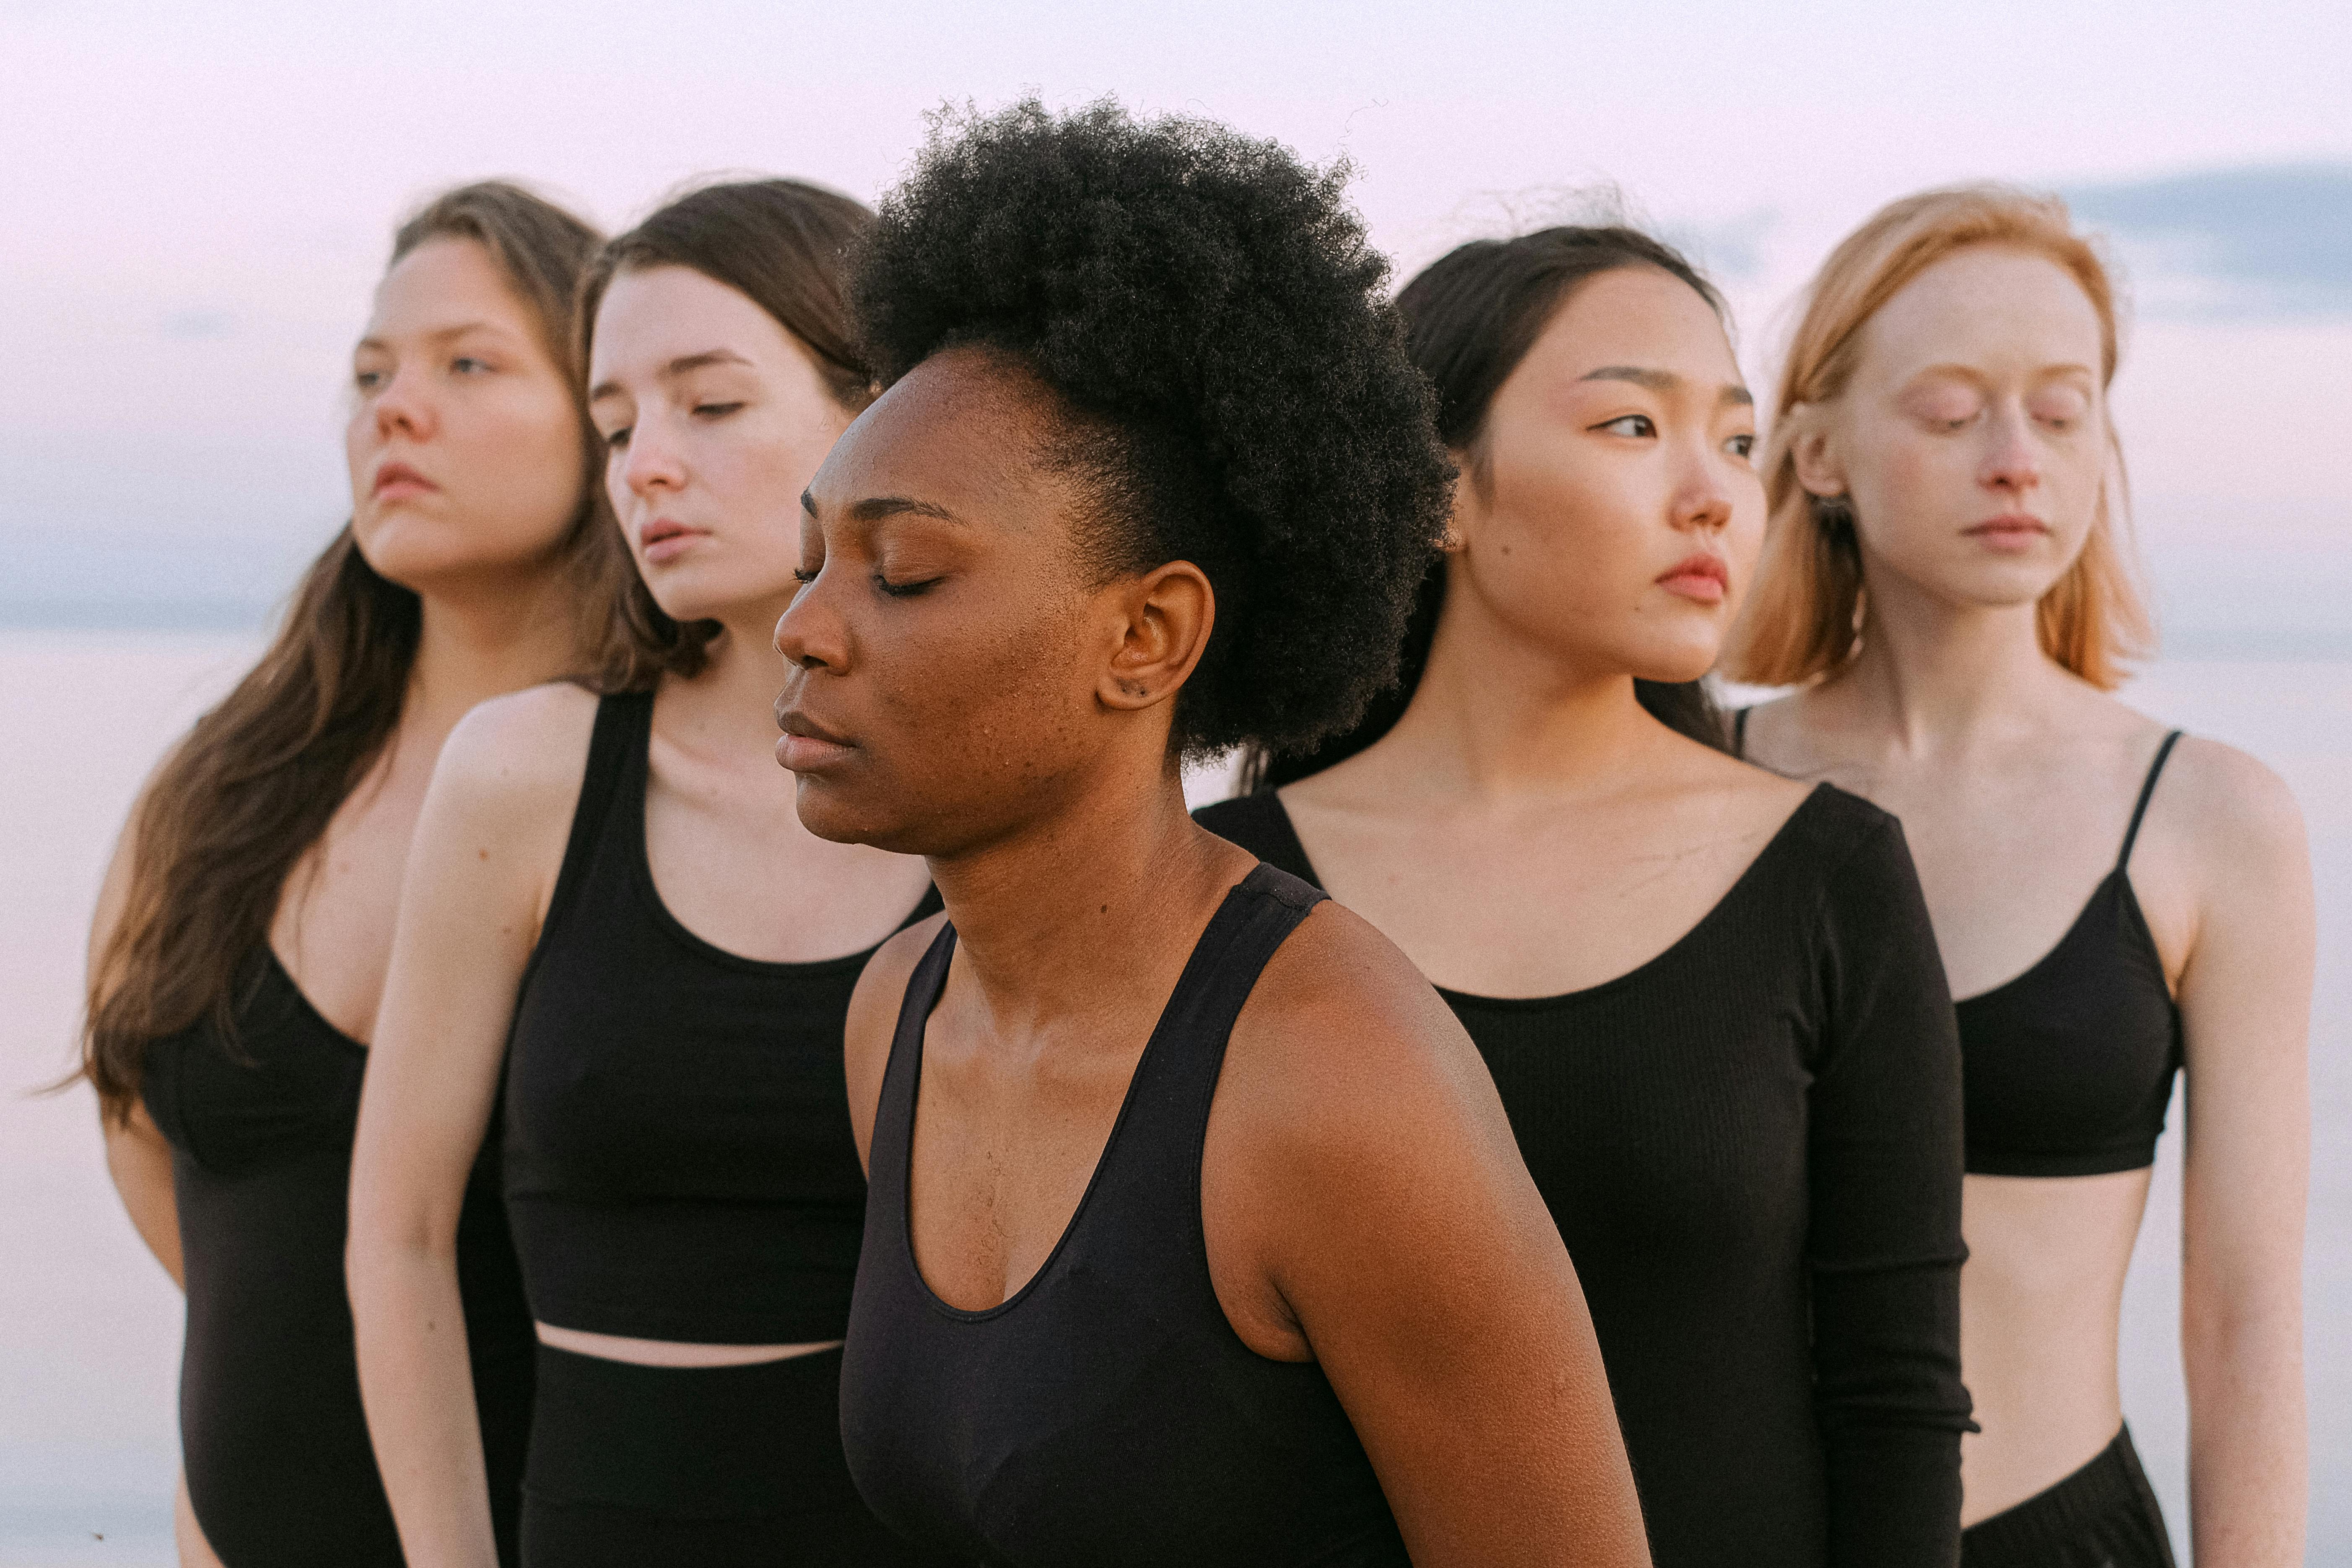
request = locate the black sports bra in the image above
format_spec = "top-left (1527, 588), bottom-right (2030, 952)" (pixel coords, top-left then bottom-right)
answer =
top-left (1735, 712), bottom-right (2184, 1177)
top-left (503, 691), bottom-right (939, 1344)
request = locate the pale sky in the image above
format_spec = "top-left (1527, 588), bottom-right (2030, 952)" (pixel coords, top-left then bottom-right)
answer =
top-left (3, 0), bottom-right (2347, 642)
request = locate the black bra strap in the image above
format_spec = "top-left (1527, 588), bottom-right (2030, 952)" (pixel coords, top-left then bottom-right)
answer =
top-left (2117, 729), bottom-right (2184, 870)
top-left (1733, 706), bottom-right (1751, 758)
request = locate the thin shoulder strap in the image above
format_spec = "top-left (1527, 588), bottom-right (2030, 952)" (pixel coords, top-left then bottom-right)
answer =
top-left (2117, 729), bottom-right (2185, 871)
top-left (539, 690), bottom-right (655, 938)
top-left (1733, 705), bottom-right (1751, 758)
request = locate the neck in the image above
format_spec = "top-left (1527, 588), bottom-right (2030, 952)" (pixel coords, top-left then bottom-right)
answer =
top-left (661, 593), bottom-right (800, 756)
top-left (402, 570), bottom-right (580, 747)
top-left (928, 745), bottom-right (1225, 1032)
top-left (1831, 556), bottom-right (2063, 750)
top-left (1368, 579), bottom-right (1665, 803)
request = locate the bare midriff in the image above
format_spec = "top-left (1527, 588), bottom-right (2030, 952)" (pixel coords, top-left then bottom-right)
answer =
top-left (534, 1322), bottom-right (844, 1368)
top-left (1958, 1167), bottom-right (2155, 1526)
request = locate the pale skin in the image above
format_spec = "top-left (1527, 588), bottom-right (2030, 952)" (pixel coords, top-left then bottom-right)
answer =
top-left (346, 264), bottom-right (933, 1568)
top-left (91, 233), bottom-right (599, 1568)
top-left (1742, 245), bottom-right (2310, 1562)
top-left (1273, 266), bottom-right (1812, 1000)
top-left (781, 346), bottom-right (1652, 1565)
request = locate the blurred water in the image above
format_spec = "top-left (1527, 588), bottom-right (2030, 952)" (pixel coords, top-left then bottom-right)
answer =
top-left (1, 631), bottom-right (2344, 1565)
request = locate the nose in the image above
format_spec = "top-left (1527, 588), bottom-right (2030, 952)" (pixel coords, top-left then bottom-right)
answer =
top-left (1980, 402), bottom-right (2042, 496)
top-left (773, 566), bottom-right (846, 674)
top-left (619, 410), bottom-right (687, 498)
top-left (1669, 439), bottom-right (1735, 535)
top-left (371, 363), bottom-right (438, 444)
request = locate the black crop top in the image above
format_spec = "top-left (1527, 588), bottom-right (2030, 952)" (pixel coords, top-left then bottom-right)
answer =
top-left (503, 691), bottom-right (938, 1344)
top-left (1197, 786), bottom-right (1971, 1568)
top-left (1954, 731), bottom-right (2186, 1176)
top-left (1733, 712), bottom-right (2187, 1179)
top-left (143, 950), bottom-right (534, 1565)
top-left (840, 865), bottom-right (1409, 1566)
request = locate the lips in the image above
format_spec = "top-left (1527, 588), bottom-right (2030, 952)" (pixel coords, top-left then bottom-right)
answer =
top-left (1656, 551), bottom-right (1730, 604)
top-left (1964, 515), bottom-right (2049, 552)
top-left (372, 460), bottom-right (436, 501)
top-left (774, 708), bottom-right (854, 774)
top-left (638, 518), bottom-right (708, 565)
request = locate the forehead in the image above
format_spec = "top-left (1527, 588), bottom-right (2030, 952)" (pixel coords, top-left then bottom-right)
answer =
top-left (1861, 246), bottom-right (2104, 377)
top-left (1522, 266), bottom-right (1737, 383)
top-left (588, 264), bottom-right (795, 381)
top-left (368, 235), bottom-right (532, 340)
top-left (810, 348), bottom-right (1057, 519)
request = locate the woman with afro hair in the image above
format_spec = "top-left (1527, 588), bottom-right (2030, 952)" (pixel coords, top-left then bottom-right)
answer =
top-left (778, 101), bottom-right (1651, 1565)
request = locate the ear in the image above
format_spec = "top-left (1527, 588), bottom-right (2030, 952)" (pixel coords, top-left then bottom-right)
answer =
top-left (1784, 404), bottom-right (1847, 500)
top-left (1096, 560), bottom-right (1215, 715)
top-left (1438, 445), bottom-right (1482, 552)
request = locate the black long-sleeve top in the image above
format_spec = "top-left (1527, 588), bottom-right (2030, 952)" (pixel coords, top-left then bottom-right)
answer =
top-left (1197, 784), bottom-right (1971, 1568)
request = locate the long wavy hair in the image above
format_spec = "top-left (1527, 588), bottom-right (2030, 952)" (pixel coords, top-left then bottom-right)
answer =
top-left (1723, 184), bottom-right (2153, 690)
top-left (1255, 225), bottom-right (1732, 790)
top-left (81, 182), bottom-right (616, 1121)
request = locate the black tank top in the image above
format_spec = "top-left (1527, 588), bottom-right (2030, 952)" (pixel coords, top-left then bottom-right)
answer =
top-left (839, 864), bottom-right (1410, 1566)
top-left (1955, 731), bottom-right (2185, 1176)
top-left (1734, 711), bottom-right (2185, 1178)
top-left (504, 690), bottom-right (937, 1343)
top-left (143, 950), bottom-right (534, 1567)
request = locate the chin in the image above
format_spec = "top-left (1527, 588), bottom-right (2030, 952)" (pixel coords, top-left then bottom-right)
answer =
top-left (791, 775), bottom-right (914, 852)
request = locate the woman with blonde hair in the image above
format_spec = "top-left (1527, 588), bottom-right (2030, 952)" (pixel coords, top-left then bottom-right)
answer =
top-left (1729, 186), bottom-right (2310, 1567)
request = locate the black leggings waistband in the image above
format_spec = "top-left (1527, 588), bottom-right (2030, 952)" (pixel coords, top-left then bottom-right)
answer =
top-left (1961, 1424), bottom-right (2177, 1568)
top-left (523, 1343), bottom-right (861, 1518)
top-left (520, 1344), bottom-right (948, 1567)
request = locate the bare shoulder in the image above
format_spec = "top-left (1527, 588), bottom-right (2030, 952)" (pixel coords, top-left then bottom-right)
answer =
top-left (844, 910), bottom-right (950, 1166)
top-left (1224, 898), bottom-right (1504, 1160)
top-left (428, 680), bottom-right (602, 820)
top-left (2150, 733), bottom-right (2310, 887)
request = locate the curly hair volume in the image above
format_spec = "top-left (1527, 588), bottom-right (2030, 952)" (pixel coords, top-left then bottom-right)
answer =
top-left (854, 98), bottom-right (1455, 760)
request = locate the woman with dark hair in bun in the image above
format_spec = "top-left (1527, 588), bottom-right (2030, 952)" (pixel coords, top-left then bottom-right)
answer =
top-left (784, 101), bottom-right (1649, 1566)
top-left (348, 180), bottom-right (941, 1566)
top-left (1199, 226), bottom-right (1973, 1567)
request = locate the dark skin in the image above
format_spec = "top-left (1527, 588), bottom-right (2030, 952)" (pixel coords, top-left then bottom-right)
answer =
top-left (774, 345), bottom-right (1651, 1566)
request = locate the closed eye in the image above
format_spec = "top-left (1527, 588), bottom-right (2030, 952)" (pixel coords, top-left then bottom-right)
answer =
top-left (873, 573), bottom-right (941, 599)
top-left (1594, 414), bottom-right (1655, 438)
top-left (693, 402), bottom-right (745, 420)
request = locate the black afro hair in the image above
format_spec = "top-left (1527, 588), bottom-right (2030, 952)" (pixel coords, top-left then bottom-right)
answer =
top-left (853, 97), bottom-right (1455, 761)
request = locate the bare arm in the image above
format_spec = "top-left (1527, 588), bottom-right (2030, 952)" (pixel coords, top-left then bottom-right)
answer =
top-left (348, 688), bottom-right (589, 1568)
top-left (2171, 742), bottom-right (2311, 1567)
top-left (1215, 906), bottom-right (1650, 1566)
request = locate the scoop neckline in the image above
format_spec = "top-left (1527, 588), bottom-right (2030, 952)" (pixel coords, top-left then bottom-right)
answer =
top-left (1278, 783), bottom-right (1833, 1012)
top-left (623, 726), bottom-right (922, 979)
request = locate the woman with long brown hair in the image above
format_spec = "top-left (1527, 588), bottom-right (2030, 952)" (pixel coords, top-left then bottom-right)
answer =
top-left (84, 182), bottom-right (615, 1567)
top-left (1199, 223), bottom-right (1972, 1567)
top-left (1728, 186), bottom-right (2311, 1567)
top-left (346, 180), bottom-right (942, 1566)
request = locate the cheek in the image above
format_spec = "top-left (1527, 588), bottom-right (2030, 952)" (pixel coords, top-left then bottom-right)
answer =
top-left (1475, 456), bottom-right (1646, 620)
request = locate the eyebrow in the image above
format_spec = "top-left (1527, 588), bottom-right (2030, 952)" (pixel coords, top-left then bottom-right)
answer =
top-left (355, 319), bottom-right (511, 354)
top-left (1581, 365), bottom-right (1753, 407)
top-left (799, 490), bottom-right (966, 526)
top-left (588, 348), bottom-right (755, 404)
